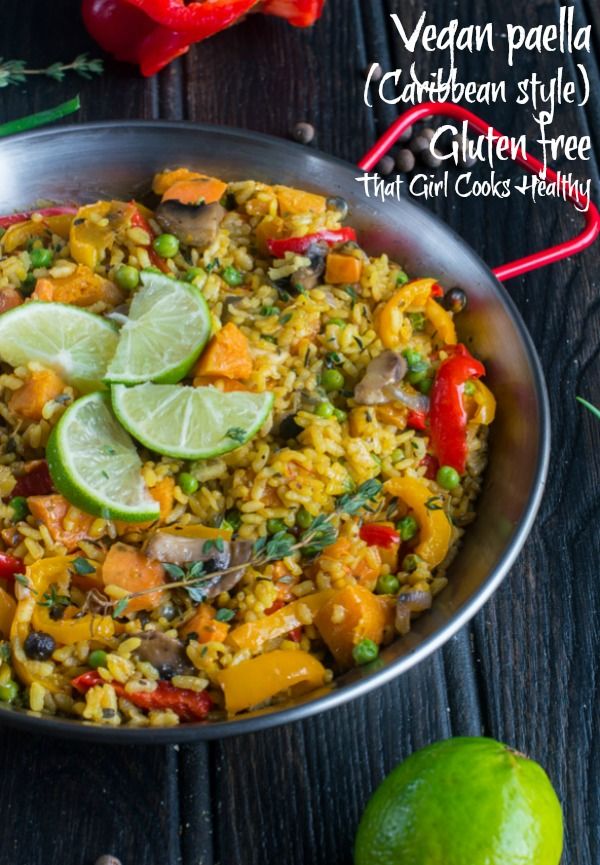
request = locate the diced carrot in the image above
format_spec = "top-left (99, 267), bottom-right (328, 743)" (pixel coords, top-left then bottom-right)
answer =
top-left (162, 176), bottom-right (227, 206)
top-left (28, 495), bottom-right (94, 552)
top-left (314, 584), bottom-right (386, 667)
top-left (193, 322), bottom-right (253, 381)
top-left (9, 369), bottom-right (65, 421)
top-left (274, 185), bottom-right (326, 216)
top-left (0, 288), bottom-right (23, 314)
top-left (101, 542), bottom-right (165, 613)
top-left (181, 603), bottom-right (230, 643)
top-left (115, 477), bottom-right (175, 534)
top-left (32, 264), bottom-right (123, 307)
top-left (152, 168), bottom-right (205, 196)
top-left (255, 215), bottom-right (285, 255)
top-left (325, 253), bottom-right (363, 285)
top-left (192, 375), bottom-right (248, 392)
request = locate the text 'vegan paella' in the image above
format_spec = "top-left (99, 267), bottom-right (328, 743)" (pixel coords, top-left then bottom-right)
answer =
top-left (0, 169), bottom-right (496, 726)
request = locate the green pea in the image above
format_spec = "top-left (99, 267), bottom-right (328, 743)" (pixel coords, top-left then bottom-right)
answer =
top-left (224, 508), bottom-right (242, 531)
top-left (296, 507), bottom-right (313, 530)
top-left (88, 650), bottom-right (108, 670)
top-left (328, 318), bottom-right (346, 328)
top-left (407, 367), bottom-right (430, 385)
top-left (376, 573), bottom-right (400, 595)
top-left (397, 515), bottom-right (418, 541)
top-left (267, 518), bottom-right (287, 535)
top-left (0, 680), bottom-right (18, 703)
top-left (315, 401), bottom-right (335, 418)
top-left (153, 233), bottom-right (180, 258)
top-left (464, 380), bottom-right (476, 396)
top-left (9, 496), bottom-right (29, 522)
top-left (352, 638), bottom-right (379, 665)
top-left (30, 247), bottom-right (53, 269)
top-left (185, 267), bottom-right (207, 285)
top-left (115, 264), bottom-right (140, 292)
top-left (436, 465), bottom-right (460, 490)
top-left (390, 448), bottom-right (404, 464)
top-left (321, 368), bottom-right (345, 392)
top-left (402, 349), bottom-right (422, 368)
top-left (222, 265), bottom-right (244, 287)
top-left (333, 407), bottom-right (347, 423)
top-left (418, 377), bottom-right (433, 395)
top-left (402, 554), bottom-right (421, 573)
top-left (408, 311), bottom-right (426, 331)
top-left (396, 270), bottom-right (409, 285)
top-left (178, 472), bottom-right (199, 495)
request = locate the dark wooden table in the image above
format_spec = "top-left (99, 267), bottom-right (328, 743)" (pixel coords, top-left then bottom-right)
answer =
top-left (1, 1), bottom-right (599, 863)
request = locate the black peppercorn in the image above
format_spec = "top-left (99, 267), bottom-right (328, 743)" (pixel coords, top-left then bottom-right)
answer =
top-left (443, 287), bottom-right (468, 313)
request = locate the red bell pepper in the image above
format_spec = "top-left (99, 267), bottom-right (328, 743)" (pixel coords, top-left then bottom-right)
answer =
top-left (72, 670), bottom-right (213, 721)
top-left (83, 0), bottom-right (325, 77)
top-left (260, 0), bottom-right (325, 26)
top-left (359, 523), bottom-right (400, 549)
top-left (288, 627), bottom-right (302, 642)
top-left (406, 409), bottom-right (427, 431)
top-left (267, 227), bottom-right (357, 258)
top-left (129, 202), bottom-right (170, 273)
top-left (430, 283), bottom-right (444, 298)
top-left (0, 206), bottom-right (77, 229)
top-left (11, 461), bottom-right (54, 498)
top-left (0, 553), bottom-right (25, 582)
top-left (419, 453), bottom-right (438, 481)
top-left (429, 345), bottom-right (485, 474)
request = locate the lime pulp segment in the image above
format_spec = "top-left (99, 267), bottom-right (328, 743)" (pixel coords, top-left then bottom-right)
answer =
top-left (111, 383), bottom-right (275, 460)
top-left (104, 271), bottom-right (211, 385)
top-left (46, 392), bottom-right (160, 522)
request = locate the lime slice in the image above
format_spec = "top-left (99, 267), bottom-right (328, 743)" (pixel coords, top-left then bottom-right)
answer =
top-left (0, 302), bottom-right (118, 391)
top-left (47, 392), bottom-right (159, 522)
top-left (104, 271), bottom-right (211, 385)
top-left (111, 383), bottom-right (274, 459)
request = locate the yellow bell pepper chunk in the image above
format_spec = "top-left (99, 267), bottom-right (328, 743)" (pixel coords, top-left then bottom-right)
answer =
top-left (28, 556), bottom-right (115, 646)
top-left (69, 201), bottom-right (132, 270)
top-left (273, 185), bottom-right (326, 216)
top-left (10, 596), bottom-right (63, 693)
top-left (158, 523), bottom-right (233, 541)
top-left (2, 214), bottom-right (74, 253)
top-left (471, 380), bottom-right (496, 425)
top-left (215, 649), bottom-right (326, 714)
top-left (425, 297), bottom-right (457, 345)
top-left (384, 477), bottom-right (452, 567)
top-left (227, 590), bottom-right (335, 654)
top-left (0, 586), bottom-right (16, 640)
top-left (377, 278), bottom-right (437, 348)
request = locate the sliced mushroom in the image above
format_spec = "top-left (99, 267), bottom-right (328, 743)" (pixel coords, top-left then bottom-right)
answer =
top-left (144, 533), bottom-right (254, 599)
top-left (155, 200), bottom-right (226, 249)
top-left (354, 351), bottom-right (408, 405)
top-left (134, 630), bottom-right (193, 680)
top-left (290, 242), bottom-right (327, 292)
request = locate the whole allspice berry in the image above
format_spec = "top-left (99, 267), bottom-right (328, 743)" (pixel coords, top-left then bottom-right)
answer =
top-left (292, 122), bottom-right (315, 145)
top-left (377, 155), bottom-right (395, 176)
top-left (409, 135), bottom-right (431, 155)
top-left (420, 147), bottom-right (443, 169)
top-left (454, 133), bottom-right (477, 167)
top-left (398, 124), bottom-right (413, 144)
top-left (396, 149), bottom-right (416, 173)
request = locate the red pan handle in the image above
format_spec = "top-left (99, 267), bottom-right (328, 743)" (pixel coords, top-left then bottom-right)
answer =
top-left (357, 101), bottom-right (600, 282)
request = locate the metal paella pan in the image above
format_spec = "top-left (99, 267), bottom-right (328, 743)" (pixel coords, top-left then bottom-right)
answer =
top-left (0, 115), bottom-right (552, 742)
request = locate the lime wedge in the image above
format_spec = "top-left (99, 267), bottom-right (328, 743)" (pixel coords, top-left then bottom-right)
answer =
top-left (0, 302), bottom-right (118, 391)
top-left (104, 271), bottom-right (211, 385)
top-left (46, 392), bottom-right (159, 522)
top-left (111, 383), bottom-right (274, 460)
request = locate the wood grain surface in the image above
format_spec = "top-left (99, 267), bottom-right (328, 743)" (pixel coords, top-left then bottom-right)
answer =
top-left (0, 1), bottom-right (599, 863)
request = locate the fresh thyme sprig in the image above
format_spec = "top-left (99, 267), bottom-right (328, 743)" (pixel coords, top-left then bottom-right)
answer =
top-left (89, 479), bottom-right (384, 618)
top-left (577, 396), bottom-right (600, 420)
top-left (0, 54), bottom-right (103, 88)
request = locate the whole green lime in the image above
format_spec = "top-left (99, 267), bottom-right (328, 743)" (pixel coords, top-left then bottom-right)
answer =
top-left (354, 737), bottom-right (563, 865)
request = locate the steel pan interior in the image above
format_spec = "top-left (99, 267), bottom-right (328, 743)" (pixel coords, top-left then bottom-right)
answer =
top-left (0, 122), bottom-right (549, 742)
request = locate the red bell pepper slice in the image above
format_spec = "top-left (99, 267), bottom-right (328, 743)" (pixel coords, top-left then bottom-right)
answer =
top-left (121, 0), bottom-right (259, 32)
top-left (429, 346), bottom-right (485, 474)
top-left (72, 670), bottom-right (213, 721)
top-left (128, 202), bottom-right (171, 273)
top-left (0, 206), bottom-right (77, 229)
top-left (0, 553), bottom-right (25, 582)
top-left (267, 227), bottom-right (357, 258)
top-left (419, 453), bottom-right (438, 481)
top-left (11, 461), bottom-right (54, 498)
top-left (430, 283), bottom-right (444, 298)
top-left (259, 0), bottom-right (325, 26)
top-left (359, 523), bottom-right (400, 549)
top-left (406, 409), bottom-right (427, 431)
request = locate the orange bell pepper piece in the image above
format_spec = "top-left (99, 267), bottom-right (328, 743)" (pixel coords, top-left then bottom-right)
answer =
top-left (314, 584), bottom-right (387, 667)
top-left (377, 278), bottom-right (437, 349)
top-left (383, 476), bottom-right (451, 567)
top-left (215, 649), bottom-right (326, 714)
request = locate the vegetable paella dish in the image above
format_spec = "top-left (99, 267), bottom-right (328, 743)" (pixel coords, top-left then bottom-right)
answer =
top-left (0, 169), bottom-right (496, 726)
